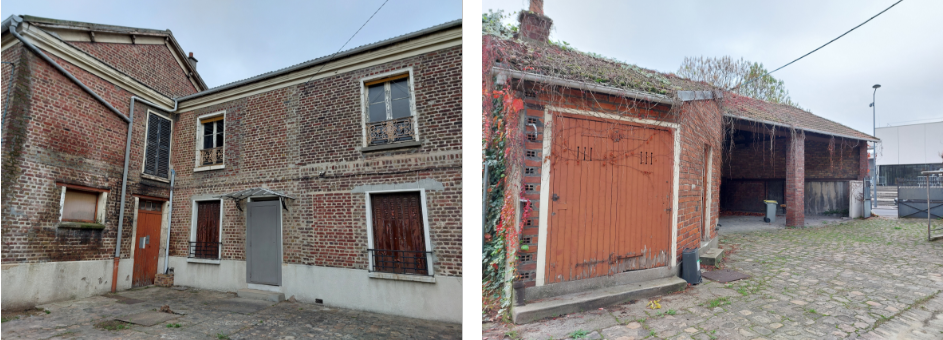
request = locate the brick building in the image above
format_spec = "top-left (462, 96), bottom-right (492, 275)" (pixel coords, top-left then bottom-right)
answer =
top-left (484, 1), bottom-right (875, 323)
top-left (2, 15), bottom-right (462, 323)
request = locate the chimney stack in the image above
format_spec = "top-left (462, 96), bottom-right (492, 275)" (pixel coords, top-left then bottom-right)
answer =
top-left (187, 52), bottom-right (198, 70)
top-left (517, 0), bottom-right (553, 45)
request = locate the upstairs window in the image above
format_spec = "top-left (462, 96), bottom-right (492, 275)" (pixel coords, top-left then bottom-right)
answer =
top-left (199, 115), bottom-right (224, 167)
top-left (143, 111), bottom-right (172, 179)
top-left (364, 73), bottom-right (416, 146)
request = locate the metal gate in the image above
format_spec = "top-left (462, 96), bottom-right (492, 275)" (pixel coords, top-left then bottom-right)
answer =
top-left (545, 114), bottom-right (672, 284)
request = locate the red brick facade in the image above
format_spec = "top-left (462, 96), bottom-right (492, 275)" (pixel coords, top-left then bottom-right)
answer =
top-left (1, 42), bottom-right (189, 264)
top-left (67, 42), bottom-right (197, 98)
top-left (169, 45), bottom-right (463, 277)
top-left (785, 133), bottom-right (806, 227)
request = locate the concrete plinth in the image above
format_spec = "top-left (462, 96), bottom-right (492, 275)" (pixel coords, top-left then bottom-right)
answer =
top-left (237, 289), bottom-right (285, 303)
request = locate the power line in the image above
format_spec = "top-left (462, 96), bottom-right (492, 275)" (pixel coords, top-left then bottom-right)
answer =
top-left (302, 0), bottom-right (390, 86)
top-left (734, 0), bottom-right (904, 90)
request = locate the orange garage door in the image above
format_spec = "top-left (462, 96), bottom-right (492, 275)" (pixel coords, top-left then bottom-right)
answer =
top-left (545, 114), bottom-right (673, 284)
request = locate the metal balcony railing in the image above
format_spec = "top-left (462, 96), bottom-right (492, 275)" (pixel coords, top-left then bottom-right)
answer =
top-left (367, 249), bottom-right (431, 276)
top-left (200, 147), bottom-right (224, 166)
top-left (367, 117), bottom-right (415, 145)
top-left (188, 241), bottom-right (221, 260)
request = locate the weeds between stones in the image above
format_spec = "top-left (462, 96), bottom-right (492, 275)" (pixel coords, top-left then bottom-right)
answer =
top-left (94, 320), bottom-right (131, 331)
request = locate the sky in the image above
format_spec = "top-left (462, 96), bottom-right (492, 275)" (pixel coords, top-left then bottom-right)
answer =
top-left (483, 0), bottom-right (943, 135)
top-left (1, 0), bottom-right (461, 88)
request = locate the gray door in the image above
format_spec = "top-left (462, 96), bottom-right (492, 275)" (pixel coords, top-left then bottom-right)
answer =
top-left (246, 200), bottom-right (281, 286)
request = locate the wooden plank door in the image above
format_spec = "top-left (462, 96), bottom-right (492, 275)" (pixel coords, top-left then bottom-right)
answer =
top-left (545, 114), bottom-right (672, 284)
top-left (132, 203), bottom-right (162, 287)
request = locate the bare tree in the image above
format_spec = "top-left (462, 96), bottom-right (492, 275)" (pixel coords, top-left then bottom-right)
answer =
top-left (677, 56), bottom-right (799, 107)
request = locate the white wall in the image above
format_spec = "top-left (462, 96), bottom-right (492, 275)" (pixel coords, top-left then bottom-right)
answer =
top-left (1, 259), bottom-right (134, 310)
top-left (875, 121), bottom-right (943, 165)
top-left (167, 257), bottom-right (462, 323)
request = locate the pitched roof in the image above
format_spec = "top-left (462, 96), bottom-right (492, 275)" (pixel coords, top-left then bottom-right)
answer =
top-left (2, 14), bottom-right (207, 91)
top-left (177, 19), bottom-right (462, 101)
top-left (488, 37), bottom-right (877, 142)
top-left (723, 93), bottom-right (877, 141)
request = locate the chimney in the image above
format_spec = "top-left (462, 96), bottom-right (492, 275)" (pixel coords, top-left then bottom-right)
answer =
top-left (517, 0), bottom-right (553, 44)
top-left (187, 52), bottom-right (198, 70)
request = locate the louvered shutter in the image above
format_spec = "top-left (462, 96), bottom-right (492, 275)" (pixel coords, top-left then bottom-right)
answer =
top-left (370, 192), bottom-right (428, 275)
top-left (143, 113), bottom-right (171, 178)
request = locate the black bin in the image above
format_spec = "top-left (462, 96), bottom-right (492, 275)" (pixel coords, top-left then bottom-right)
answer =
top-left (681, 248), bottom-right (702, 285)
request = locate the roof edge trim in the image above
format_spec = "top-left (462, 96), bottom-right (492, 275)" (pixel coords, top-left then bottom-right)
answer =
top-left (726, 114), bottom-right (879, 142)
top-left (493, 67), bottom-right (676, 106)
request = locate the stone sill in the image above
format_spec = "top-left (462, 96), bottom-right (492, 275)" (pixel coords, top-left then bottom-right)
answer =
top-left (194, 164), bottom-right (225, 172)
top-left (58, 221), bottom-right (105, 230)
top-left (368, 272), bottom-right (436, 283)
top-left (141, 173), bottom-right (170, 183)
top-left (187, 258), bottom-right (221, 265)
top-left (360, 140), bottom-right (422, 153)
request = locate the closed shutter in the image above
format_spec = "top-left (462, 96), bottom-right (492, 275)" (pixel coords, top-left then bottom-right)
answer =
top-left (370, 192), bottom-right (428, 275)
top-left (144, 113), bottom-right (172, 178)
top-left (195, 201), bottom-right (220, 259)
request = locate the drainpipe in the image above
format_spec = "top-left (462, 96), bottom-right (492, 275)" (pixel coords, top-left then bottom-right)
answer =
top-left (164, 169), bottom-right (175, 274)
top-left (112, 96), bottom-right (177, 292)
top-left (8, 16), bottom-right (181, 292)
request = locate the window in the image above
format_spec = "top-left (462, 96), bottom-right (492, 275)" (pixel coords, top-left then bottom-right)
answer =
top-left (368, 192), bottom-right (430, 276)
top-left (143, 111), bottom-right (172, 179)
top-left (196, 113), bottom-right (225, 169)
top-left (189, 200), bottom-right (221, 261)
top-left (363, 72), bottom-right (416, 146)
top-left (62, 189), bottom-right (99, 222)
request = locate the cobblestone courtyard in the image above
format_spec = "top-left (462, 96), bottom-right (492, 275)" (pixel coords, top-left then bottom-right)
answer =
top-left (484, 218), bottom-right (943, 340)
top-left (1, 286), bottom-right (460, 339)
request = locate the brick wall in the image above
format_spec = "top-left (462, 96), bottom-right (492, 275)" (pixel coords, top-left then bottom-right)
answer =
top-left (169, 45), bottom-right (462, 277)
top-left (1, 44), bottom-right (172, 264)
top-left (67, 42), bottom-right (198, 98)
top-left (723, 135), bottom-right (863, 180)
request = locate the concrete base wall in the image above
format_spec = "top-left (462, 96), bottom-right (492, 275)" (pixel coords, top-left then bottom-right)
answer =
top-left (523, 265), bottom-right (679, 302)
top-left (1, 259), bottom-right (134, 310)
top-left (166, 257), bottom-right (461, 323)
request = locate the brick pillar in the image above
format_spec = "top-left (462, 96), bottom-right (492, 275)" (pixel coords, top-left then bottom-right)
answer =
top-left (785, 132), bottom-right (805, 227)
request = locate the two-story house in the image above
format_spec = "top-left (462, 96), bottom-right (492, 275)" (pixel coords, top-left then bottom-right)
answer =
top-left (1, 14), bottom-right (462, 323)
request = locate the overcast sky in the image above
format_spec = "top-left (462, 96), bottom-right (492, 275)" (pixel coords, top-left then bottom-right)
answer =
top-left (2, 0), bottom-right (460, 88)
top-left (483, 0), bottom-right (943, 135)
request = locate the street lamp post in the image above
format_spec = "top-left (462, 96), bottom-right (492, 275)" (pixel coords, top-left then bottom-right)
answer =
top-left (870, 84), bottom-right (881, 208)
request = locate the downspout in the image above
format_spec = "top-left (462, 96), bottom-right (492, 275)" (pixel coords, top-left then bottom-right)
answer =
top-left (164, 169), bottom-right (175, 274)
top-left (8, 16), bottom-right (181, 292)
top-left (112, 96), bottom-right (177, 292)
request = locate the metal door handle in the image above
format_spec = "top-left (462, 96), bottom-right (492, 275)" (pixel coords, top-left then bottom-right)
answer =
top-left (552, 193), bottom-right (559, 201)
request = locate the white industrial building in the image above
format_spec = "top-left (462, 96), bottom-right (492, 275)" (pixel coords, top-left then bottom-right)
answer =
top-left (874, 121), bottom-right (943, 185)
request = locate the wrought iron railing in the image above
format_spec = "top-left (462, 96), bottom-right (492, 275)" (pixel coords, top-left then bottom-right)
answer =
top-left (367, 249), bottom-right (431, 276)
top-left (367, 117), bottom-right (415, 145)
top-left (200, 147), bottom-right (224, 166)
top-left (188, 241), bottom-right (221, 260)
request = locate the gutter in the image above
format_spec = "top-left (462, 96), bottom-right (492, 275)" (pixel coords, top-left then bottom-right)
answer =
top-left (164, 170), bottom-right (175, 274)
top-left (492, 67), bottom-right (676, 106)
top-left (9, 15), bottom-right (180, 292)
top-left (725, 114), bottom-right (879, 143)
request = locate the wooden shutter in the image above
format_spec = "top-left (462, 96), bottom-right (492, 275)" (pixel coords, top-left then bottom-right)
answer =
top-left (144, 113), bottom-right (172, 178)
top-left (196, 201), bottom-right (220, 259)
top-left (370, 192), bottom-right (427, 275)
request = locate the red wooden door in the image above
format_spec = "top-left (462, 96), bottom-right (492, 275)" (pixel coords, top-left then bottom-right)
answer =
top-left (545, 114), bottom-right (672, 284)
top-left (132, 203), bottom-right (162, 287)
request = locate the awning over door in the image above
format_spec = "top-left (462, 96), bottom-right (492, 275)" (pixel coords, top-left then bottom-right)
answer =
top-left (217, 187), bottom-right (294, 210)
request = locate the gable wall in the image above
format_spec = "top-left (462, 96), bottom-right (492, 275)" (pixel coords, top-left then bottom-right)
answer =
top-left (68, 42), bottom-right (197, 98)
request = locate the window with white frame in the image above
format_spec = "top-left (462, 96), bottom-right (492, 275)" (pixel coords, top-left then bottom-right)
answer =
top-left (363, 72), bottom-right (417, 146)
top-left (367, 191), bottom-right (431, 276)
top-left (195, 112), bottom-right (225, 169)
top-left (56, 183), bottom-right (108, 225)
top-left (189, 199), bottom-right (222, 260)
top-left (143, 111), bottom-right (172, 179)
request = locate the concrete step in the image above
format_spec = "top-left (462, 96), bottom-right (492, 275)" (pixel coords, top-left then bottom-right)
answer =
top-left (700, 248), bottom-right (724, 267)
top-left (236, 289), bottom-right (284, 303)
top-left (511, 277), bottom-right (687, 324)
